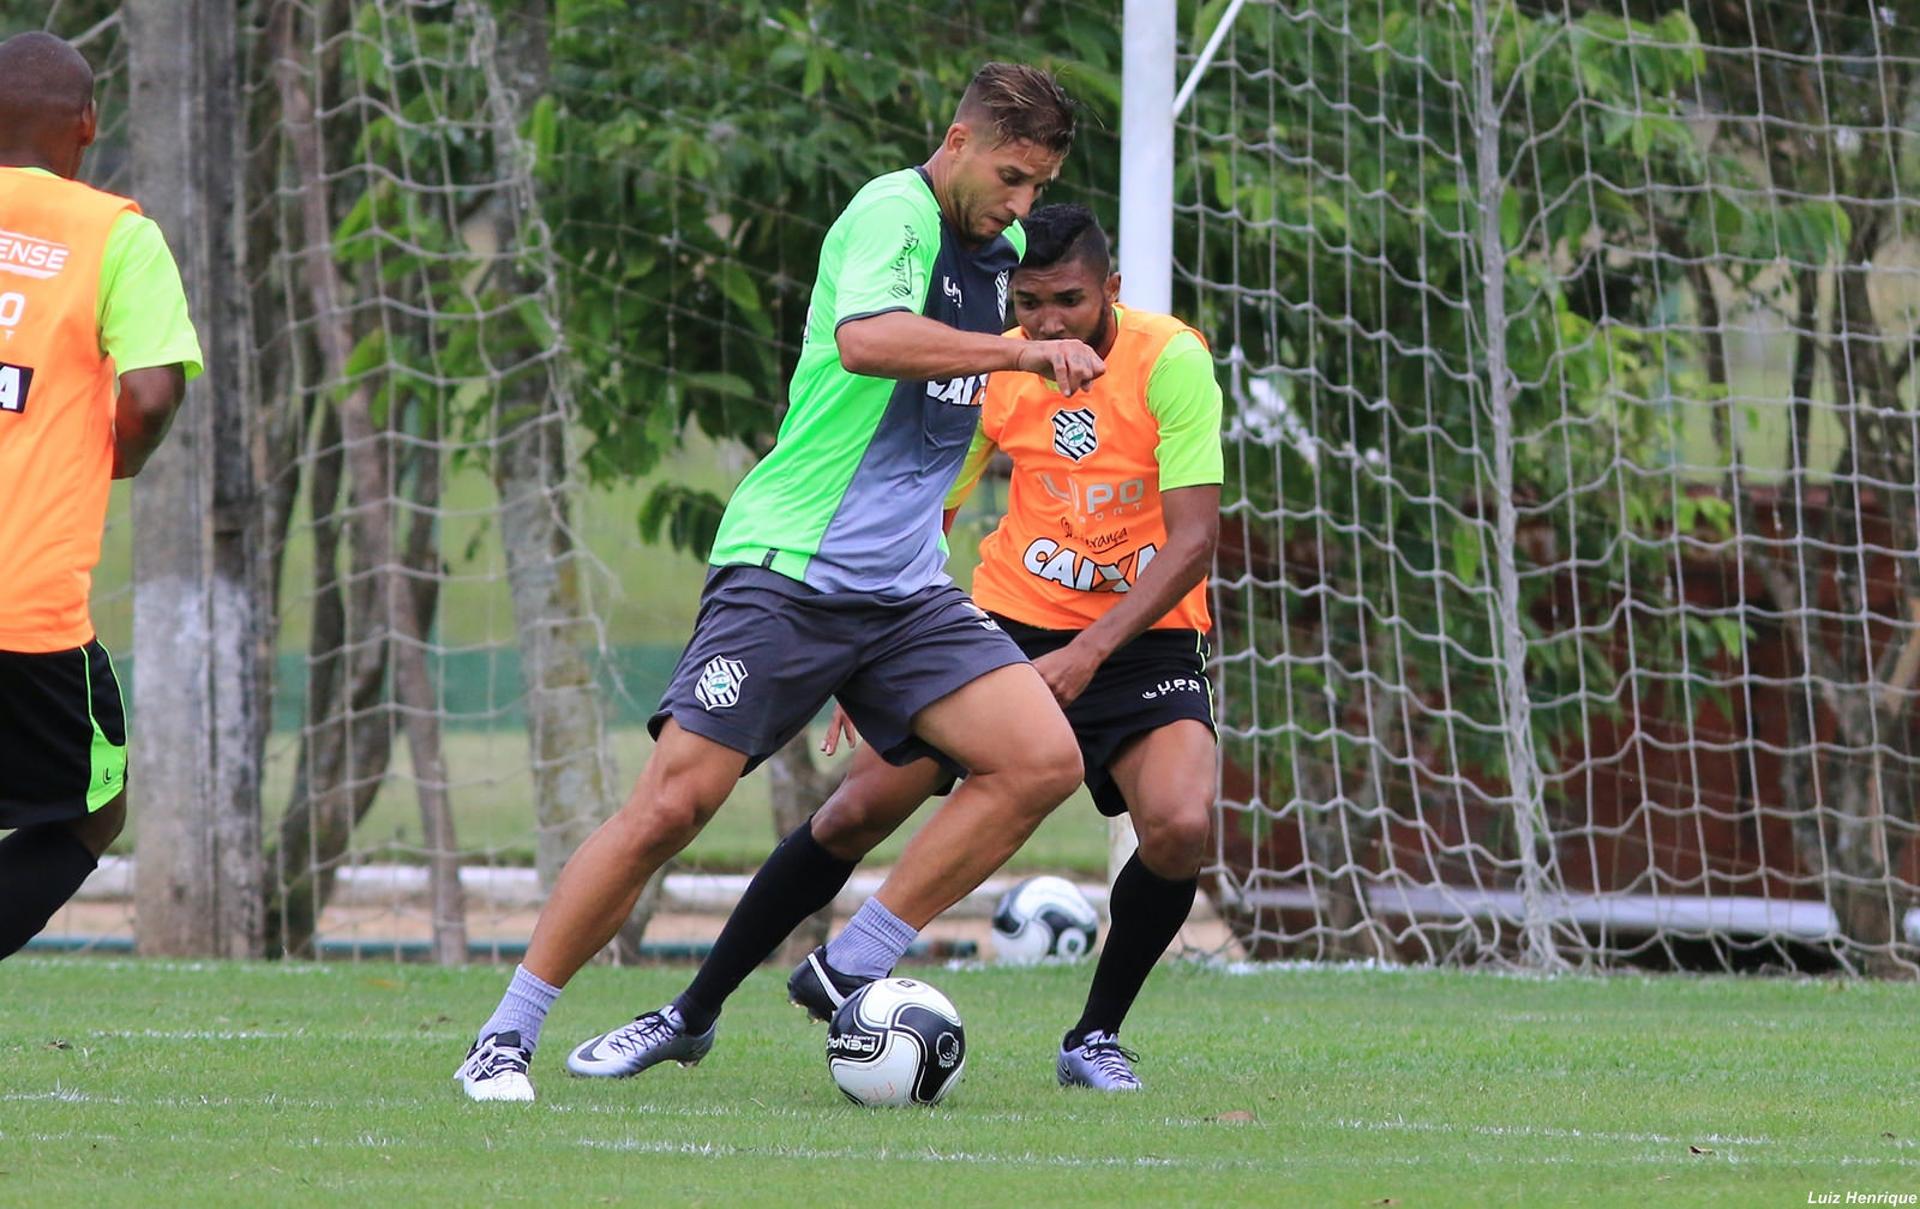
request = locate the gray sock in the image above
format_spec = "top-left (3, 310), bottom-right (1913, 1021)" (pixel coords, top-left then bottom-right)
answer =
top-left (478, 964), bottom-right (561, 1052)
top-left (824, 898), bottom-right (918, 981)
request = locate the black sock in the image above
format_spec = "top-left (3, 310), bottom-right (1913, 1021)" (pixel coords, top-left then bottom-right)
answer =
top-left (673, 817), bottom-right (858, 1033)
top-left (1067, 853), bottom-right (1197, 1046)
top-left (0, 824), bottom-right (98, 960)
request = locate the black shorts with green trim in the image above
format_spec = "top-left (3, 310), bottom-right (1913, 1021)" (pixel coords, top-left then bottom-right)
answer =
top-left (0, 639), bottom-right (128, 829)
top-left (993, 616), bottom-right (1216, 818)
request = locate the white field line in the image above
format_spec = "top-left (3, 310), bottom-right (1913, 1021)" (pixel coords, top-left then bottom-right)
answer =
top-left (11, 957), bottom-right (336, 976)
top-left (577, 1137), bottom-right (1187, 1168)
top-left (1333, 1116), bottom-right (1776, 1148)
top-left (15, 1086), bottom-right (1916, 1171)
top-left (0, 1085), bottom-right (1219, 1132)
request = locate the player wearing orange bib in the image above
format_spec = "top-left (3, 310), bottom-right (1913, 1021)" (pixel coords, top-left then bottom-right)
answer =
top-left (0, 34), bottom-right (202, 960)
top-left (565, 205), bottom-right (1222, 1094)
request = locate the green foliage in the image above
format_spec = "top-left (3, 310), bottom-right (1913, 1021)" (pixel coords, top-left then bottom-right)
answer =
top-left (1196, 2), bottom-right (1747, 818)
top-left (538, 0), bottom-right (1122, 554)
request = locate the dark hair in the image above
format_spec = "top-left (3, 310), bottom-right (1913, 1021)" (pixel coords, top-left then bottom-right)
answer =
top-left (1019, 203), bottom-right (1110, 275)
top-left (954, 62), bottom-right (1077, 155)
top-left (0, 32), bottom-right (94, 125)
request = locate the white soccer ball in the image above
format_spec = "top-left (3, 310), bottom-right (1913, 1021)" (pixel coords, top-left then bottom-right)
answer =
top-left (990, 874), bottom-right (1100, 963)
top-left (825, 978), bottom-right (966, 1108)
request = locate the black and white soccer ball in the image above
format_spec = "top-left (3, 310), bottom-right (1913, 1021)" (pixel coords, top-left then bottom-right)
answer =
top-left (826, 978), bottom-right (966, 1108)
top-left (990, 874), bottom-right (1100, 963)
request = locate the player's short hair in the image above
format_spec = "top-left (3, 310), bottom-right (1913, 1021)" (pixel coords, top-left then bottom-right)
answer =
top-left (0, 32), bottom-right (94, 125)
top-left (1018, 204), bottom-right (1110, 276)
top-left (954, 63), bottom-right (1077, 155)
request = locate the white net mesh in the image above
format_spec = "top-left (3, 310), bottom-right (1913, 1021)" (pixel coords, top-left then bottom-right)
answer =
top-left (26, 0), bottom-right (1920, 975)
top-left (1187, 0), bottom-right (1920, 973)
top-left (41, 0), bottom-right (1131, 960)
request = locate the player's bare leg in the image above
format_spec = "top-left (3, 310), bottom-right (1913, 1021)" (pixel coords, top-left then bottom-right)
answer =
top-left (787, 664), bottom-right (1080, 1018)
top-left (808, 744), bottom-right (949, 860)
top-left (567, 745), bottom-right (943, 1078)
top-left (523, 721), bottom-right (746, 984)
top-left (1059, 719), bottom-right (1214, 1092)
top-left (0, 790), bottom-right (124, 961)
top-left (458, 721), bottom-right (745, 1101)
top-left (871, 664), bottom-right (1081, 926)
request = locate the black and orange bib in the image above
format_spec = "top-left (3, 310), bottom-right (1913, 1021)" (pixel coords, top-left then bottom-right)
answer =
top-left (970, 307), bottom-right (1213, 633)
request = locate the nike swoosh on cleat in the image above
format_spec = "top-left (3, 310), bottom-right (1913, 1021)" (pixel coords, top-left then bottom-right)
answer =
top-left (808, 953), bottom-right (847, 1007)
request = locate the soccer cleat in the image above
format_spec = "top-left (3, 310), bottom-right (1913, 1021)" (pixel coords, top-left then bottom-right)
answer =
top-left (786, 945), bottom-right (868, 1023)
top-left (455, 1029), bottom-right (536, 1102)
top-left (1057, 1030), bottom-right (1144, 1092)
top-left (566, 1005), bottom-right (715, 1078)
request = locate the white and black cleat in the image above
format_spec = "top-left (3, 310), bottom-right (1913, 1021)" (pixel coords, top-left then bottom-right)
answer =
top-left (785, 945), bottom-right (867, 1023)
top-left (456, 1029), bottom-right (536, 1102)
top-left (1057, 1030), bottom-right (1144, 1092)
top-left (566, 1005), bottom-right (715, 1078)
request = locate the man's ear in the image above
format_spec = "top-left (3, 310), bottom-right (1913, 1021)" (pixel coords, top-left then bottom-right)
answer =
top-left (1105, 271), bottom-right (1122, 305)
top-left (943, 120), bottom-right (971, 158)
top-left (79, 100), bottom-right (98, 149)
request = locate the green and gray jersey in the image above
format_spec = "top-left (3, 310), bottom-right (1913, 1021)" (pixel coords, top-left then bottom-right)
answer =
top-left (708, 168), bottom-right (1025, 597)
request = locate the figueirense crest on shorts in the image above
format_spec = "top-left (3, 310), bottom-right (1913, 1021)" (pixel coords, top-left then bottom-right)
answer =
top-left (695, 655), bottom-right (748, 710)
top-left (1051, 407), bottom-right (1098, 462)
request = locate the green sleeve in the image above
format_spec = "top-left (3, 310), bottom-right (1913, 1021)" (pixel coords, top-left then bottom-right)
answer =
top-left (1146, 331), bottom-right (1223, 489)
top-left (98, 212), bottom-right (204, 379)
top-left (943, 426), bottom-right (998, 511)
top-left (829, 191), bottom-right (940, 329)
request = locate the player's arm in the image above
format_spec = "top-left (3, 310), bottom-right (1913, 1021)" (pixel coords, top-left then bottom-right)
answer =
top-left (827, 196), bottom-right (1102, 394)
top-left (941, 422), bottom-right (999, 536)
top-left (1031, 332), bottom-right (1223, 706)
top-left (113, 366), bottom-right (186, 478)
top-left (98, 212), bottom-right (203, 479)
top-left (838, 312), bottom-right (1104, 397)
top-left (1034, 484), bottom-right (1220, 698)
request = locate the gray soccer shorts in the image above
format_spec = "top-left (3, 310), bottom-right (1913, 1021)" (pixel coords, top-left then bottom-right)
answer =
top-left (651, 565), bottom-right (1029, 775)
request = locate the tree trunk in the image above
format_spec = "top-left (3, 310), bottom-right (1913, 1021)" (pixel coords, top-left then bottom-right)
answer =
top-left (270, 0), bottom-right (465, 962)
top-left (126, 0), bottom-right (267, 958)
top-left (267, 403), bottom-right (395, 958)
top-left (473, 0), bottom-right (659, 959)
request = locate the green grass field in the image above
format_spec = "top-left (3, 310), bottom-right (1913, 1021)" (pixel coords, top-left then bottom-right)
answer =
top-left (4, 958), bottom-right (1916, 1206)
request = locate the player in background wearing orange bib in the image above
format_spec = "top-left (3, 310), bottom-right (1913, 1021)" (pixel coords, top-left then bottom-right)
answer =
top-left (0, 33), bottom-right (202, 959)
top-left (565, 204), bottom-right (1221, 1093)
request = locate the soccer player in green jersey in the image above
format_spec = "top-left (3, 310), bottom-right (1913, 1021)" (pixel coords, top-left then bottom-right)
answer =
top-left (459, 63), bottom-right (1101, 1101)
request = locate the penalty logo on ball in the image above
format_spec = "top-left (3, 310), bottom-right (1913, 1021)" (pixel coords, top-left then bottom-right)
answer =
top-left (826, 978), bottom-right (966, 1108)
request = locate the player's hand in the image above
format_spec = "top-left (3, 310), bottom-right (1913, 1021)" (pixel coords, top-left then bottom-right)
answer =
top-left (1031, 644), bottom-right (1102, 708)
top-left (821, 704), bottom-right (861, 756)
top-left (1018, 339), bottom-right (1106, 397)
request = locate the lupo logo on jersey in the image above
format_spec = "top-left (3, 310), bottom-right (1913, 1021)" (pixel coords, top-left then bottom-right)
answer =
top-left (694, 656), bottom-right (748, 710)
top-left (1142, 677), bottom-right (1204, 700)
top-left (1052, 407), bottom-right (1098, 461)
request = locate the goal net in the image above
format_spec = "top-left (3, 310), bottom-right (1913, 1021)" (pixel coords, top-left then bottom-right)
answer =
top-left (1185, 0), bottom-right (1920, 974)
